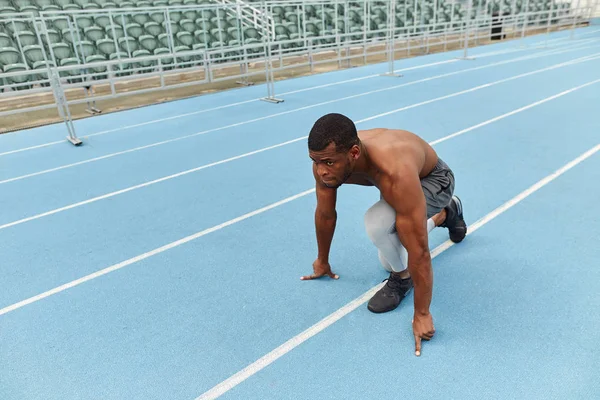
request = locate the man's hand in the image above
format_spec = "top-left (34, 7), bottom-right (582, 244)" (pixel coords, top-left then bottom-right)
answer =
top-left (412, 312), bottom-right (435, 356)
top-left (301, 259), bottom-right (339, 280)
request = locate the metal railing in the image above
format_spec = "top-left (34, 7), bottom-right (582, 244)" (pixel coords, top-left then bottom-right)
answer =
top-left (213, 0), bottom-right (276, 36)
top-left (0, 0), bottom-right (597, 144)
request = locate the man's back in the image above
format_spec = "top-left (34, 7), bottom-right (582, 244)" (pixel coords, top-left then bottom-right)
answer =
top-left (345, 128), bottom-right (439, 187)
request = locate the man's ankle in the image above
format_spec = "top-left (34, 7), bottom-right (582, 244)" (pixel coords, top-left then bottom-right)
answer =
top-left (393, 270), bottom-right (410, 280)
top-left (433, 209), bottom-right (447, 227)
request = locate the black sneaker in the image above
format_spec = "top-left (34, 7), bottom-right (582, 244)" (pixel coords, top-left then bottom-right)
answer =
top-left (367, 272), bottom-right (413, 313)
top-left (441, 195), bottom-right (467, 243)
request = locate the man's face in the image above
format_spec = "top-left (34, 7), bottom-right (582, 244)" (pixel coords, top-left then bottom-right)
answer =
top-left (309, 142), bottom-right (357, 189)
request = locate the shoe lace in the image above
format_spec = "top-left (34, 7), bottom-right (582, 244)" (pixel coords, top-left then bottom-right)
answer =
top-left (382, 274), bottom-right (406, 290)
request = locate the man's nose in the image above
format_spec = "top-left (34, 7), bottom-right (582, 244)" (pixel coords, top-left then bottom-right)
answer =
top-left (317, 165), bottom-right (328, 177)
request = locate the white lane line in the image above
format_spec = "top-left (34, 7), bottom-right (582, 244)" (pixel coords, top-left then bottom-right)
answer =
top-left (0, 137), bottom-right (308, 230)
top-left (269, 35), bottom-right (598, 97)
top-left (0, 189), bottom-right (316, 317)
top-left (2, 76), bottom-right (599, 318)
top-left (277, 59), bottom-right (460, 97)
top-left (357, 52), bottom-right (600, 123)
top-left (430, 78), bottom-right (600, 145)
top-left (0, 34), bottom-right (595, 157)
top-left (0, 141), bottom-right (65, 156)
top-left (2, 42), bottom-right (598, 182)
top-left (82, 59), bottom-right (459, 138)
top-left (1, 56), bottom-right (599, 232)
top-left (195, 140), bottom-right (600, 400)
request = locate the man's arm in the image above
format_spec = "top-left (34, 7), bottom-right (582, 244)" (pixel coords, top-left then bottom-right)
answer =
top-left (315, 189), bottom-right (337, 262)
top-left (301, 165), bottom-right (339, 280)
top-left (380, 163), bottom-right (435, 355)
top-left (384, 167), bottom-right (433, 315)
top-left (382, 167), bottom-right (432, 314)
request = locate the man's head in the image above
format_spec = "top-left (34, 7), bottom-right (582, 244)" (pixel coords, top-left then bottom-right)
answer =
top-left (308, 113), bottom-right (361, 189)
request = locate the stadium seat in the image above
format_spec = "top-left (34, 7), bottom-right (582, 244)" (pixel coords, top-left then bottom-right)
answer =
top-left (105, 25), bottom-right (125, 40)
top-left (149, 11), bottom-right (165, 24)
top-left (23, 44), bottom-right (45, 65)
top-left (0, 46), bottom-right (21, 65)
top-left (176, 31), bottom-right (193, 46)
top-left (154, 47), bottom-right (173, 68)
top-left (96, 38), bottom-right (116, 55)
top-left (132, 11), bottom-right (151, 26)
top-left (0, 32), bottom-right (11, 47)
top-left (144, 21), bottom-right (163, 36)
top-left (84, 25), bottom-right (105, 42)
top-left (109, 51), bottom-right (133, 75)
top-left (3, 63), bottom-right (30, 89)
top-left (74, 15), bottom-right (94, 29)
top-left (139, 34), bottom-right (158, 51)
top-left (41, 5), bottom-right (60, 12)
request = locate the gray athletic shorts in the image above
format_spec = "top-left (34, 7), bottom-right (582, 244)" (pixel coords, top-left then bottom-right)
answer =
top-left (420, 157), bottom-right (455, 218)
top-left (375, 157), bottom-right (455, 218)
top-left (365, 157), bottom-right (455, 273)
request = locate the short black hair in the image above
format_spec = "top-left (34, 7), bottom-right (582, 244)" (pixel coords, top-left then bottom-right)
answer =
top-left (308, 113), bottom-right (359, 153)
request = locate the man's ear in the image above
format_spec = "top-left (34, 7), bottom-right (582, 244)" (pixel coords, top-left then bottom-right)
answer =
top-left (349, 144), bottom-right (361, 160)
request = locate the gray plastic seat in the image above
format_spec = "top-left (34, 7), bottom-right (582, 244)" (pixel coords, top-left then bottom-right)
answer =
top-left (94, 15), bottom-right (114, 29)
top-left (3, 20), bottom-right (30, 35)
top-left (96, 38), bottom-right (116, 56)
top-left (0, 32), bottom-right (12, 47)
top-left (77, 40), bottom-right (96, 59)
top-left (132, 48), bottom-right (154, 68)
top-left (132, 12), bottom-right (150, 26)
top-left (149, 11), bottom-right (165, 24)
top-left (105, 25), bottom-right (124, 40)
top-left (176, 31), bottom-right (193, 46)
top-left (3, 63), bottom-right (30, 89)
top-left (40, 29), bottom-right (60, 44)
top-left (23, 44), bottom-right (45, 66)
top-left (154, 47), bottom-right (173, 68)
top-left (73, 15), bottom-right (94, 30)
top-left (84, 26), bottom-right (105, 42)
top-left (157, 33), bottom-right (171, 48)
top-left (179, 19), bottom-right (196, 33)
top-left (118, 36), bottom-right (139, 54)
top-left (144, 21), bottom-right (163, 36)
top-left (109, 51), bottom-right (133, 75)
top-left (139, 34), bottom-right (158, 51)
top-left (125, 23), bottom-right (144, 38)
top-left (14, 31), bottom-right (39, 47)
top-left (0, 47), bottom-right (21, 65)
top-left (51, 43), bottom-right (72, 60)
top-left (41, 4), bottom-right (60, 12)
top-left (85, 54), bottom-right (107, 74)
top-left (61, 27), bottom-right (82, 44)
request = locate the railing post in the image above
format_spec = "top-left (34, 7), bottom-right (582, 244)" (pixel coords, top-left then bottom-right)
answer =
top-left (381, 0), bottom-right (402, 76)
top-left (50, 68), bottom-right (82, 146)
top-left (260, 1), bottom-right (283, 104)
top-left (457, 0), bottom-right (475, 60)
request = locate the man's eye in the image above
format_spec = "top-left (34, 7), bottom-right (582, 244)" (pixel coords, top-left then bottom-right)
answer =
top-left (326, 161), bottom-right (334, 166)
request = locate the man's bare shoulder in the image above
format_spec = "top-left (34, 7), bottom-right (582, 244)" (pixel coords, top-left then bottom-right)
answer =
top-left (359, 128), bottom-right (432, 177)
top-left (358, 127), bottom-right (419, 139)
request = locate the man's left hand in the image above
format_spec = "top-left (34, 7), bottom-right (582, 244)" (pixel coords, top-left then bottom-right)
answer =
top-left (412, 312), bottom-right (435, 356)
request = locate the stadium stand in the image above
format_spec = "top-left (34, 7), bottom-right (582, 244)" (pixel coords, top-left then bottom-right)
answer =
top-left (1, 0), bottom-right (575, 89)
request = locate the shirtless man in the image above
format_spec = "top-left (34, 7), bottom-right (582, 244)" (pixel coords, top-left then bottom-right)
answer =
top-left (302, 113), bottom-right (467, 356)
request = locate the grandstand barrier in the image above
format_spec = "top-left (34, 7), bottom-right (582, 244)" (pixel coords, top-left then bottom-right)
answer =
top-left (0, 0), bottom-right (597, 144)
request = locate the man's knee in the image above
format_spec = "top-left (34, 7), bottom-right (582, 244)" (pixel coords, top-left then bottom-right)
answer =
top-left (364, 200), bottom-right (396, 243)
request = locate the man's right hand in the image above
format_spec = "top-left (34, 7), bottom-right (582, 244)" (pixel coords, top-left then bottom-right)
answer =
top-left (301, 259), bottom-right (339, 280)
